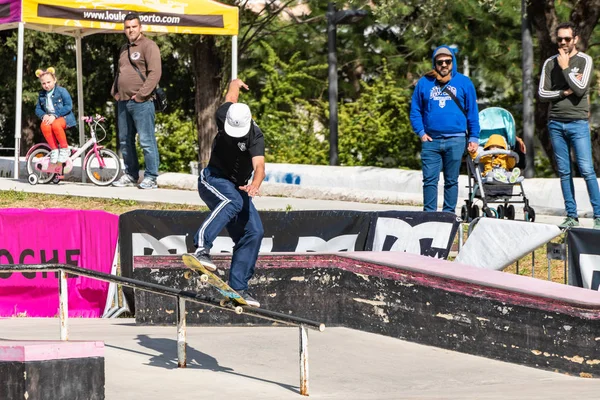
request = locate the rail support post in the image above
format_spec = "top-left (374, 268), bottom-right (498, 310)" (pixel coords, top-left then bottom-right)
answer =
top-left (177, 297), bottom-right (187, 368)
top-left (299, 324), bottom-right (309, 396)
top-left (59, 269), bottom-right (69, 341)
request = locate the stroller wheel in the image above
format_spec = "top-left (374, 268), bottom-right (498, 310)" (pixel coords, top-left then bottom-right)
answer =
top-left (484, 207), bottom-right (497, 218)
top-left (469, 205), bottom-right (480, 219)
top-left (461, 205), bottom-right (469, 222)
top-left (506, 205), bottom-right (515, 220)
top-left (524, 206), bottom-right (536, 222)
top-left (497, 205), bottom-right (505, 219)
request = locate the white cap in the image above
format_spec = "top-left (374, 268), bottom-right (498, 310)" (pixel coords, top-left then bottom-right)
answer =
top-left (224, 103), bottom-right (252, 138)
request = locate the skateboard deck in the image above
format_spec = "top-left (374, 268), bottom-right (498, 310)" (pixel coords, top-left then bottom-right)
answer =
top-left (182, 253), bottom-right (248, 306)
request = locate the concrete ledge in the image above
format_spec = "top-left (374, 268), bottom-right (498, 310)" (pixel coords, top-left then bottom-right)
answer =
top-left (133, 253), bottom-right (600, 377)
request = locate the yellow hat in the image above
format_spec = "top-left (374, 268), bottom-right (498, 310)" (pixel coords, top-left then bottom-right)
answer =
top-left (483, 134), bottom-right (508, 150)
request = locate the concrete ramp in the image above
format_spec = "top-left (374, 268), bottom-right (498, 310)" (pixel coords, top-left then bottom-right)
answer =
top-left (134, 253), bottom-right (600, 377)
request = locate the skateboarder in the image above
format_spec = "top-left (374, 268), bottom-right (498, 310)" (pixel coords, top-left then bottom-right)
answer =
top-left (191, 78), bottom-right (265, 307)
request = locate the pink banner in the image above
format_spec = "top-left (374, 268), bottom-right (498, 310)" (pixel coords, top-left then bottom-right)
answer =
top-left (0, 0), bottom-right (21, 24)
top-left (0, 208), bottom-right (119, 317)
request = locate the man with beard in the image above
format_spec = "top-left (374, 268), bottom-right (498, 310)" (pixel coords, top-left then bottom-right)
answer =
top-left (410, 45), bottom-right (480, 214)
top-left (538, 21), bottom-right (600, 229)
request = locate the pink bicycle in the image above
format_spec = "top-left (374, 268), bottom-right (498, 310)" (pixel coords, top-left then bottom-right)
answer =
top-left (26, 114), bottom-right (122, 186)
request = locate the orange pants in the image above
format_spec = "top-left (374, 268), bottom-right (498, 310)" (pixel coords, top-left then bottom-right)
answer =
top-left (40, 117), bottom-right (68, 150)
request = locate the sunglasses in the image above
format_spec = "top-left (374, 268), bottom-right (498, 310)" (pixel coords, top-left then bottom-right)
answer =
top-left (435, 59), bottom-right (452, 66)
top-left (557, 36), bottom-right (573, 43)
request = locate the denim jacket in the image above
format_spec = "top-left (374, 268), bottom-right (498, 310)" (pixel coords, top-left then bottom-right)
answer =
top-left (35, 85), bottom-right (77, 128)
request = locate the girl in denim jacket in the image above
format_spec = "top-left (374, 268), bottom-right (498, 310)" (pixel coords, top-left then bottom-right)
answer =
top-left (35, 67), bottom-right (76, 164)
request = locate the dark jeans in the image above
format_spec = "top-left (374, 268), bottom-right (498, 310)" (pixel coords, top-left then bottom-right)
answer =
top-left (548, 120), bottom-right (600, 218)
top-left (194, 167), bottom-right (264, 291)
top-left (421, 136), bottom-right (467, 213)
top-left (117, 100), bottom-right (159, 180)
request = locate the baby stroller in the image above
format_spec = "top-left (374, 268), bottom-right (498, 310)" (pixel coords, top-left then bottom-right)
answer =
top-left (460, 107), bottom-right (535, 222)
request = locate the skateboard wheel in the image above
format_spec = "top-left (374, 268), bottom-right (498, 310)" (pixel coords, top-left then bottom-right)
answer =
top-left (200, 274), bottom-right (209, 283)
top-left (234, 306), bottom-right (243, 314)
top-left (220, 298), bottom-right (228, 307)
top-left (183, 271), bottom-right (192, 280)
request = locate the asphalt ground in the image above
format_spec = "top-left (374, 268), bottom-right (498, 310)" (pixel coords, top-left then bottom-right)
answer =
top-left (1, 177), bottom-right (599, 398)
top-left (2, 318), bottom-right (600, 400)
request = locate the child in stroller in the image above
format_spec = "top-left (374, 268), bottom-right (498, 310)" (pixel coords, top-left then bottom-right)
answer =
top-left (470, 134), bottom-right (524, 185)
top-left (461, 107), bottom-right (535, 222)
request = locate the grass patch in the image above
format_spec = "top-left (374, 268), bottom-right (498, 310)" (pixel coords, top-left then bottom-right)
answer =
top-left (0, 189), bottom-right (208, 215)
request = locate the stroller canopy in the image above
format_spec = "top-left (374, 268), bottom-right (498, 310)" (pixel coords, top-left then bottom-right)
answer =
top-left (478, 107), bottom-right (516, 148)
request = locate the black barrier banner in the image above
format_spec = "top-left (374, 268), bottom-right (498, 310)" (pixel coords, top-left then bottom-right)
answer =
top-left (118, 209), bottom-right (371, 283)
top-left (366, 211), bottom-right (461, 259)
top-left (119, 210), bottom-right (459, 309)
top-left (567, 228), bottom-right (600, 290)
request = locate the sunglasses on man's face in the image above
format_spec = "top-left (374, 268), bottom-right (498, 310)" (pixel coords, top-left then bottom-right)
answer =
top-left (436, 59), bottom-right (452, 66)
top-left (557, 36), bottom-right (573, 43)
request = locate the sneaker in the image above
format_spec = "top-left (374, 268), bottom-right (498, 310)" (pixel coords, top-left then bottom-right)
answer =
top-left (493, 169), bottom-right (508, 183)
top-left (138, 177), bottom-right (158, 190)
top-left (509, 168), bottom-right (521, 184)
top-left (112, 174), bottom-right (137, 187)
top-left (236, 290), bottom-right (260, 307)
top-left (49, 149), bottom-right (59, 164)
top-left (57, 148), bottom-right (70, 163)
top-left (558, 216), bottom-right (580, 229)
top-left (192, 248), bottom-right (217, 272)
top-left (594, 218), bottom-right (600, 230)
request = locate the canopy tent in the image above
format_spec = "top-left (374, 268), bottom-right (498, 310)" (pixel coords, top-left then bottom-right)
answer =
top-left (0, 0), bottom-right (239, 178)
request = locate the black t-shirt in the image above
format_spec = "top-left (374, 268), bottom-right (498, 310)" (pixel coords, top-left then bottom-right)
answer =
top-left (208, 102), bottom-right (265, 185)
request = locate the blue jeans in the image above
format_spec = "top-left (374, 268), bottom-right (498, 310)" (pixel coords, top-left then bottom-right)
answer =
top-left (548, 120), bottom-right (600, 218)
top-left (421, 136), bottom-right (467, 213)
top-left (117, 100), bottom-right (159, 180)
top-left (194, 167), bottom-right (264, 291)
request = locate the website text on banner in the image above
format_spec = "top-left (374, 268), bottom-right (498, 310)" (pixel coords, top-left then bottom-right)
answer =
top-left (0, 209), bottom-right (118, 317)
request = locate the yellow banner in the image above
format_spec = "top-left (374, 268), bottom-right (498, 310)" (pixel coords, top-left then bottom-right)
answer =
top-left (22, 0), bottom-right (239, 35)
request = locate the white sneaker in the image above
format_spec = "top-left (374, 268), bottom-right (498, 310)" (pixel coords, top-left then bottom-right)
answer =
top-left (49, 149), bottom-right (59, 164)
top-left (58, 148), bottom-right (70, 163)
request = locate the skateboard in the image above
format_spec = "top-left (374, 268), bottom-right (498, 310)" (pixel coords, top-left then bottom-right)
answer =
top-left (182, 253), bottom-right (247, 313)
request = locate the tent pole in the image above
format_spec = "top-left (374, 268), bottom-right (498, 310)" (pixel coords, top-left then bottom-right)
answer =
top-left (13, 22), bottom-right (25, 179)
top-left (75, 32), bottom-right (86, 183)
top-left (231, 35), bottom-right (238, 79)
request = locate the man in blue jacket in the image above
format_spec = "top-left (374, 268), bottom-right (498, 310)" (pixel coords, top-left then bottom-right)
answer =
top-left (410, 45), bottom-right (480, 213)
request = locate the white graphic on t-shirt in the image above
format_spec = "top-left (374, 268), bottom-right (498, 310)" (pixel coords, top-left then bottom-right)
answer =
top-left (430, 85), bottom-right (457, 108)
top-left (130, 52), bottom-right (141, 61)
top-left (238, 142), bottom-right (247, 151)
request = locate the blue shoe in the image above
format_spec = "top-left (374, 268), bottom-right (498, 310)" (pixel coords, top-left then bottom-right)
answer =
top-left (138, 177), bottom-right (158, 190)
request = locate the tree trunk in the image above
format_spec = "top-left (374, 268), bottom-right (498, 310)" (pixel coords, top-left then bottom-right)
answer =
top-left (528, 0), bottom-right (600, 174)
top-left (192, 37), bottom-right (225, 168)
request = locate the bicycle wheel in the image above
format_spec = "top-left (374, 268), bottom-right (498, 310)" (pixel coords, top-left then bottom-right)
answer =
top-left (85, 149), bottom-right (121, 186)
top-left (26, 147), bottom-right (56, 184)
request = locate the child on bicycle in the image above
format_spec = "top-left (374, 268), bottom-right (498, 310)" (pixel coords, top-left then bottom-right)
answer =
top-left (34, 67), bottom-right (76, 164)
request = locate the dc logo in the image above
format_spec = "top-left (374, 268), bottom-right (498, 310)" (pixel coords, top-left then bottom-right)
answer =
top-left (130, 52), bottom-right (141, 61)
top-left (238, 142), bottom-right (247, 151)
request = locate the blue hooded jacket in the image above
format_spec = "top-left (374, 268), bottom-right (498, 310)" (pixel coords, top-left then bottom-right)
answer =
top-left (409, 45), bottom-right (480, 143)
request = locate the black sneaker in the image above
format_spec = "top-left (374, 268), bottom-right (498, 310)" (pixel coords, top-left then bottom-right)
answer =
top-left (236, 290), bottom-right (260, 307)
top-left (192, 248), bottom-right (217, 271)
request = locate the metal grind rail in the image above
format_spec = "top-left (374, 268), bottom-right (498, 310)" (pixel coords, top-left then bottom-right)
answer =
top-left (1, 264), bottom-right (325, 396)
